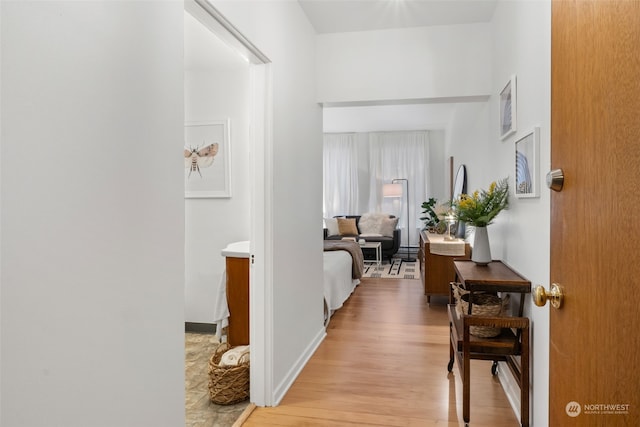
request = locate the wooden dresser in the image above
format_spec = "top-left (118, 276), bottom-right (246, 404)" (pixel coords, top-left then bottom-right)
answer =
top-left (221, 241), bottom-right (250, 347)
top-left (418, 230), bottom-right (471, 303)
top-left (225, 256), bottom-right (249, 346)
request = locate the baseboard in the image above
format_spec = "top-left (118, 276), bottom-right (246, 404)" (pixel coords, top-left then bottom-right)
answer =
top-left (394, 248), bottom-right (419, 259)
top-left (232, 403), bottom-right (256, 427)
top-left (272, 326), bottom-right (327, 405)
top-left (185, 322), bottom-right (217, 334)
top-left (497, 361), bottom-right (522, 421)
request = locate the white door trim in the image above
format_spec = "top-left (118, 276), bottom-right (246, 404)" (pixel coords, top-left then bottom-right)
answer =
top-left (248, 62), bottom-right (273, 407)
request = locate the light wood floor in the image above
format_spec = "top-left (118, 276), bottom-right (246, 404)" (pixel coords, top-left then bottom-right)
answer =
top-left (243, 277), bottom-right (520, 426)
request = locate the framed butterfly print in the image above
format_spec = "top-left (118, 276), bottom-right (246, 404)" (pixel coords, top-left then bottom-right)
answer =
top-left (184, 119), bottom-right (231, 198)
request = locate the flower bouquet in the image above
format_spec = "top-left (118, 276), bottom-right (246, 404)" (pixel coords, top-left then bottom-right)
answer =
top-left (452, 178), bottom-right (509, 264)
top-left (452, 178), bottom-right (509, 227)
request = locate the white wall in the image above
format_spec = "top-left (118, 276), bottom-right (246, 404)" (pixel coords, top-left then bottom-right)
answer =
top-left (447, 2), bottom-right (551, 425)
top-left (429, 130), bottom-right (446, 201)
top-left (184, 65), bottom-right (251, 322)
top-left (446, 102), bottom-right (493, 189)
top-left (317, 24), bottom-right (492, 104)
top-left (212, 1), bottom-right (324, 404)
top-left (0, 0), bottom-right (3, 410)
top-left (492, 3), bottom-right (551, 426)
top-left (1, 2), bottom-right (185, 426)
top-left (323, 104), bottom-right (455, 133)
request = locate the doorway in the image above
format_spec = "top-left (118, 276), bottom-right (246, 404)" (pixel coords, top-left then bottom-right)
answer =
top-left (184, 0), bottom-right (272, 408)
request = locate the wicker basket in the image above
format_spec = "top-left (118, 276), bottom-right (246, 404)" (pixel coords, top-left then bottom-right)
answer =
top-left (208, 343), bottom-right (250, 405)
top-left (452, 283), bottom-right (509, 338)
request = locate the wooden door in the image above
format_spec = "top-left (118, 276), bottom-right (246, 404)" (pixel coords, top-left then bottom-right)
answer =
top-left (550, 1), bottom-right (640, 424)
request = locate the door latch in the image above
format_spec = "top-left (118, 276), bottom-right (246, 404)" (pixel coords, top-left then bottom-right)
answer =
top-left (546, 169), bottom-right (564, 192)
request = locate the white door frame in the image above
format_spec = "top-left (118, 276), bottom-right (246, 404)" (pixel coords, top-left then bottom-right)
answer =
top-left (248, 62), bottom-right (273, 406)
top-left (184, 0), bottom-right (273, 407)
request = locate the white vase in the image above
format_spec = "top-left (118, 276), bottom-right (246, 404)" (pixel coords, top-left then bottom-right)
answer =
top-left (472, 226), bottom-right (492, 265)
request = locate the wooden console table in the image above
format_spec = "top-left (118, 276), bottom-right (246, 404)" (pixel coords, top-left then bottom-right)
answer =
top-left (418, 231), bottom-right (470, 303)
top-left (448, 260), bottom-right (531, 427)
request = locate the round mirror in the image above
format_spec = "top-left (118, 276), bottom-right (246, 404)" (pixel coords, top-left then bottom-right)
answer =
top-left (452, 165), bottom-right (467, 237)
top-left (453, 165), bottom-right (467, 200)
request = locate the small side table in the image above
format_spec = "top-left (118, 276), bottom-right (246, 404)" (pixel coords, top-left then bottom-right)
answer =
top-left (448, 260), bottom-right (531, 427)
top-left (359, 241), bottom-right (381, 266)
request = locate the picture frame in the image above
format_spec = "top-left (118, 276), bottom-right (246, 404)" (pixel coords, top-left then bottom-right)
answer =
top-left (184, 119), bottom-right (231, 198)
top-left (500, 75), bottom-right (517, 140)
top-left (514, 127), bottom-right (540, 198)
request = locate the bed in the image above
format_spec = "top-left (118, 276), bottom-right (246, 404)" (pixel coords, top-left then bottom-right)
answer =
top-left (323, 240), bottom-right (365, 325)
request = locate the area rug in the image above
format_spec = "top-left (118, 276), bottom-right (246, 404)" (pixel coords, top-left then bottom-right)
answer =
top-left (185, 332), bottom-right (249, 427)
top-left (362, 258), bottom-right (419, 279)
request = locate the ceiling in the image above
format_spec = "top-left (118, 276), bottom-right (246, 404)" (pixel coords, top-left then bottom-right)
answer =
top-left (185, 1), bottom-right (498, 71)
top-left (298, 0), bottom-right (498, 34)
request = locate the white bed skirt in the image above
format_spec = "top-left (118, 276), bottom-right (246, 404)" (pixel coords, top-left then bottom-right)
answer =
top-left (323, 251), bottom-right (360, 317)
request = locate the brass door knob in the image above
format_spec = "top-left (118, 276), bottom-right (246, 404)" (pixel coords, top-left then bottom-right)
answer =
top-left (533, 283), bottom-right (564, 309)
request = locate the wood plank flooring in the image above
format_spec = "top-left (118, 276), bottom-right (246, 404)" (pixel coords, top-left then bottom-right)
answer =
top-left (243, 277), bottom-right (520, 426)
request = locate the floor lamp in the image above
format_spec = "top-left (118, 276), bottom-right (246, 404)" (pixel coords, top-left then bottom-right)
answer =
top-left (383, 178), bottom-right (415, 262)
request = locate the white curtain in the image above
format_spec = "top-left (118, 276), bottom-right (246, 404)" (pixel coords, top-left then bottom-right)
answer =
top-left (323, 133), bottom-right (359, 218)
top-left (368, 131), bottom-right (430, 248)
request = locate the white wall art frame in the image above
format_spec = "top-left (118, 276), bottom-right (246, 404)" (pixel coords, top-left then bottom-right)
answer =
top-left (184, 119), bottom-right (231, 198)
top-left (514, 127), bottom-right (540, 198)
top-left (500, 75), bottom-right (517, 140)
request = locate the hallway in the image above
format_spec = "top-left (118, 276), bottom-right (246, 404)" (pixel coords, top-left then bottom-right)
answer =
top-left (244, 277), bottom-right (519, 426)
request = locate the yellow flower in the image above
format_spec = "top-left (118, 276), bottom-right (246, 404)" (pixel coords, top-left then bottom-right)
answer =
top-left (459, 197), bottom-right (475, 210)
top-left (451, 178), bottom-right (509, 227)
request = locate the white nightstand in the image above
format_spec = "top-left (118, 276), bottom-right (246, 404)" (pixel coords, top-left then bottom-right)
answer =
top-left (359, 241), bottom-right (382, 266)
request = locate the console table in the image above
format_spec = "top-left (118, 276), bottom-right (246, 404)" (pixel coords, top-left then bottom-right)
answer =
top-left (447, 260), bottom-right (531, 427)
top-left (418, 231), bottom-right (470, 303)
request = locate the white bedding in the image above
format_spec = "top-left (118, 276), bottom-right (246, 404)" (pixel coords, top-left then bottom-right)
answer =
top-left (323, 250), bottom-right (360, 322)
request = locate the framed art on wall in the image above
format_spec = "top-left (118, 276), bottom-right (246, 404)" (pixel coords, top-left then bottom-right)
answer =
top-left (514, 127), bottom-right (540, 198)
top-left (184, 119), bottom-right (231, 198)
top-left (500, 75), bottom-right (517, 140)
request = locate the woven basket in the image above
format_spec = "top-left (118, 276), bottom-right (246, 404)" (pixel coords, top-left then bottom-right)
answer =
top-left (452, 283), bottom-right (509, 338)
top-left (208, 343), bottom-right (250, 405)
